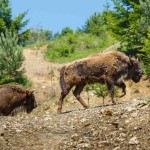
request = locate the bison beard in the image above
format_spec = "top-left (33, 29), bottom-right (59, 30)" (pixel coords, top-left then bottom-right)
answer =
top-left (57, 51), bottom-right (143, 113)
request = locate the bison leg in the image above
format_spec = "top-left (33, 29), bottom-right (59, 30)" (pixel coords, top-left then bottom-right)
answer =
top-left (106, 80), bottom-right (116, 104)
top-left (73, 84), bottom-right (89, 109)
top-left (115, 79), bottom-right (126, 97)
top-left (57, 87), bottom-right (72, 114)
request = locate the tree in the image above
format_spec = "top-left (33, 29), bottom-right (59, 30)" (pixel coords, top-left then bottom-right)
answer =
top-left (83, 12), bottom-right (107, 36)
top-left (106, 0), bottom-right (150, 56)
top-left (139, 27), bottom-right (150, 78)
top-left (91, 84), bottom-right (108, 104)
top-left (138, 0), bottom-right (150, 78)
top-left (0, 0), bottom-right (30, 45)
top-left (61, 27), bottom-right (74, 36)
top-left (0, 30), bottom-right (25, 84)
top-left (91, 83), bottom-right (119, 104)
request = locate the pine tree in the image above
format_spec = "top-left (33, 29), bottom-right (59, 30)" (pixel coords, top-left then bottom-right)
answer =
top-left (0, 30), bottom-right (25, 83)
top-left (0, 0), bottom-right (30, 45)
top-left (108, 0), bottom-right (146, 55)
top-left (139, 27), bottom-right (150, 78)
top-left (83, 12), bottom-right (107, 36)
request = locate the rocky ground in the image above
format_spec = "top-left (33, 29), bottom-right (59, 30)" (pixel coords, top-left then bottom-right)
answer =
top-left (0, 46), bottom-right (150, 150)
top-left (0, 97), bottom-right (150, 150)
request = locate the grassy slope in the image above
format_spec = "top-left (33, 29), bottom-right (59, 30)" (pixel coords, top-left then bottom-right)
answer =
top-left (44, 33), bottom-right (117, 63)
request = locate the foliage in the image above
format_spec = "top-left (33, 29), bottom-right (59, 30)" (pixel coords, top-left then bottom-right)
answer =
top-left (53, 27), bottom-right (74, 39)
top-left (83, 12), bottom-right (107, 36)
top-left (61, 27), bottom-right (73, 36)
top-left (91, 84), bottom-right (108, 103)
top-left (27, 28), bottom-right (52, 45)
top-left (0, 0), bottom-right (30, 45)
top-left (107, 0), bottom-right (143, 55)
top-left (90, 83), bottom-right (119, 104)
top-left (0, 30), bottom-right (28, 85)
top-left (139, 27), bottom-right (150, 77)
top-left (45, 32), bottom-right (116, 63)
top-left (107, 0), bottom-right (150, 56)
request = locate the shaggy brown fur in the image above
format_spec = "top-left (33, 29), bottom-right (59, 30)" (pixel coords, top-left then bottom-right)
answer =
top-left (57, 51), bottom-right (143, 113)
top-left (0, 84), bottom-right (37, 116)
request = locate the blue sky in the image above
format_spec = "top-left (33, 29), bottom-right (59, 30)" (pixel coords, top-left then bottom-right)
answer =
top-left (11, 0), bottom-right (113, 34)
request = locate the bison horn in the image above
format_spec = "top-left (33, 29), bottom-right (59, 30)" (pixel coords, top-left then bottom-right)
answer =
top-left (129, 56), bottom-right (133, 67)
top-left (137, 57), bottom-right (141, 62)
top-left (31, 90), bottom-right (34, 94)
top-left (26, 90), bottom-right (34, 96)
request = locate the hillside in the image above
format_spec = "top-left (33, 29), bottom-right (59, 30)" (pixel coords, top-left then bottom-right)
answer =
top-left (0, 46), bottom-right (150, 150)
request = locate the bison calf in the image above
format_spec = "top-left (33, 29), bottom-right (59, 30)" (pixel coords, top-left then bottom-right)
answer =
top-left (0, 84), bottom-right (37, 116)
top-left (57, 51), bottom-right (143, 113)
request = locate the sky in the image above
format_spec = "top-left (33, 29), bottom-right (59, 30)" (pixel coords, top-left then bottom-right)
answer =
top-left (11, 0), bottom-right (113, 34)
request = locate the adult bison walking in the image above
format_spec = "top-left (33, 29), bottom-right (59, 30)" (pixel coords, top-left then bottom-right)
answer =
top-left (57, 51), bottom-right (143, 113)
top-left (0, 84), bottom-right (37, 116)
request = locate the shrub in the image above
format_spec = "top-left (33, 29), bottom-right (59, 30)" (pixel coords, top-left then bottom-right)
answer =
top-left (91, 83), bottom-right (119, 104)
top-left (91, 84), bottom-right (108, 104)
top-left (45, 33), bottom-right (116, 63)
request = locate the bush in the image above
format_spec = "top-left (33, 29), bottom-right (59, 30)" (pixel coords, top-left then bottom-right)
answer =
top-left (91, 84), bottom-right (108, 104)
top-left (91, 83), bottom-right (119, 104)
top-left (45, 33), bottom-right (116, 63)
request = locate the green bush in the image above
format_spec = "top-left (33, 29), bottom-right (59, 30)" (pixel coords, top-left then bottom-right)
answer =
top-left (91, 83), bottom-right (119, 104)
top-left (45, 33), bottom-right (116, 63)
top-left (91, 84), bottom-right (108, 104)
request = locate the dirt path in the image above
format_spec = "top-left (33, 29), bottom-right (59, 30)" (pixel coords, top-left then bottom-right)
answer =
top-left (23, 48), bottom-right (62, 104)
top-left (23, 48), bottom-right (61, 84)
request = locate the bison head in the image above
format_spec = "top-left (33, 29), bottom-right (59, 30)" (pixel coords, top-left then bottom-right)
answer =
top-left (128, 57), bottom-right (143, 83)
top-left (25, 90), bottom-right (37, 113)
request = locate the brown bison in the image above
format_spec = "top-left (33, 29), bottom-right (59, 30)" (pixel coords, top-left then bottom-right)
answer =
top-left (0, 84), bottom-right (37, 116)
top-left (57, 51), bottom-right (143, 113)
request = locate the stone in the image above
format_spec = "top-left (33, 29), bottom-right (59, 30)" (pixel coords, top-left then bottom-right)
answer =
top-left (129, 136), bottom-right (139, 145)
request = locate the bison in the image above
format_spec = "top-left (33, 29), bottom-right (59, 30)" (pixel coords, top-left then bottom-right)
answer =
top-left (57, 51), bottom-right (143, 113)
top-left (0, 84), bottom-right (37, 116)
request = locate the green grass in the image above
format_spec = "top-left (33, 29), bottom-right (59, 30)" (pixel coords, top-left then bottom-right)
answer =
top-left (44, 33), bottom-right (117, 63)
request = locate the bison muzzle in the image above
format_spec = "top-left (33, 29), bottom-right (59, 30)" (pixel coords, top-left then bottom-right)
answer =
top-left (57, 51), bottom-right (143, 113)
top-left (0, 84), bottom-right (37, 116)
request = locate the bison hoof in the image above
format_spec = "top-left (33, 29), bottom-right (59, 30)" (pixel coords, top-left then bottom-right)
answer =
top-left (57, 108), bottom-right (62, 114)
top-left (84, 105), bottom-right (89, 109)
top-left (112, 101), bottom-right (117, 105)
top-left (119, 94), bottom-right (126, 98)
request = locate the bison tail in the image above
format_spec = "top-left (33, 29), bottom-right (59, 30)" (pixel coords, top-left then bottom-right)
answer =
top-left (60, 66), bottom-right (67, 94)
